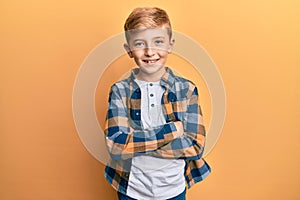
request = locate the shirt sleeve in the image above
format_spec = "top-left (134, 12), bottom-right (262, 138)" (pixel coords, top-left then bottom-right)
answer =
top-left (104, 84), bottom-right (184, 160)
top-left (149, 85), bottom-right (206, 160)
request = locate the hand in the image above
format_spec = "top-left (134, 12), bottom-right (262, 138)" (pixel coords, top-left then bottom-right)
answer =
top-left (174, 121), bottom-right (184, 137)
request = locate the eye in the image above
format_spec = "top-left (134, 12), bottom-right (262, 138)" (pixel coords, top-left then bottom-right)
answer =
top-left (154, 40), bottom-right (164, 45)
top-left (134, 41), bottom-right (145, 47)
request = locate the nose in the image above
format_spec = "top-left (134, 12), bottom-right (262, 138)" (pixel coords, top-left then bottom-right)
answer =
top-left (144, 47), bottom-right (155, 57)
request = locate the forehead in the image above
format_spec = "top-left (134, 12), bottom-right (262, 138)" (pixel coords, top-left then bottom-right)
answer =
top-left (127, 27), bottom-right (170, 41)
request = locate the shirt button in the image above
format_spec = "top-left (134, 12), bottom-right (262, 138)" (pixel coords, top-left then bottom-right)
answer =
top-left (136, 112), bottom-right (140, 115)
top-left (151, 104), bottom-right (155, 107)
top-left (149, 83), bottom-right (153, 86)
top-left (150, 93), bottom-right (154, 97)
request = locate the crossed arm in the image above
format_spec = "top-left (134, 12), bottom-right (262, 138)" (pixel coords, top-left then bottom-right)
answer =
top-left (104, 83), bottom-right (206, 161)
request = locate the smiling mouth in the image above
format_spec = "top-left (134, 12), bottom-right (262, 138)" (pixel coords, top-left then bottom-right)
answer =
top-left (143, 58), bottom-right (160, 64)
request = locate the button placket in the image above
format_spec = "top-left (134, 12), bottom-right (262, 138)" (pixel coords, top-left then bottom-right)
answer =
top-left (148, 83), bottom-right (157, 121)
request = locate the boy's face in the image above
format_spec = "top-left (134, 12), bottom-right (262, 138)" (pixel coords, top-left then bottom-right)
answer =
top-left (124, 27), bottom-right (174, 81)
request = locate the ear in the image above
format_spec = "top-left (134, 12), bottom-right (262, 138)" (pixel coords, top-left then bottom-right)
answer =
top-left (168, 38), bottom-right (175, 53)
top-left (124, 43), bottom-right (133, 58)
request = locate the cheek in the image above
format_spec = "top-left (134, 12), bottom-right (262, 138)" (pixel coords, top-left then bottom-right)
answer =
top-left (131, 50), bottom-right (144, 58)
top-left (158, 51), bottom-right (169, 58)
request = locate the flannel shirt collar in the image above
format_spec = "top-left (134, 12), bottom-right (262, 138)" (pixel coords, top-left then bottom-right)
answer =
top-left (128, 67), bottom-right (176, 92)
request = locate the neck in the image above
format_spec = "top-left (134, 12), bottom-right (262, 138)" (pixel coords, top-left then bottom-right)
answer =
top-left (136, 67), bottom-right (166, 82)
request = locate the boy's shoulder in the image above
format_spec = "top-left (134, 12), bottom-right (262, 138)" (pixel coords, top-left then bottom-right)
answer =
top-left (165, 68), bottom-right (197, 89)
top-left (110, 76), bottom-right (131, 89)
top-left (172, 73), bottom-right (195, 85)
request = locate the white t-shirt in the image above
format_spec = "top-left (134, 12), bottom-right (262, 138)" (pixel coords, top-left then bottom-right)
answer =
top-left (127, 79), bottom-right (186, 200)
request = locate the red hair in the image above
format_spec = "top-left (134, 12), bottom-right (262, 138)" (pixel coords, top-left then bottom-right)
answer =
top-left (124, 7), bottom-right (172, 41)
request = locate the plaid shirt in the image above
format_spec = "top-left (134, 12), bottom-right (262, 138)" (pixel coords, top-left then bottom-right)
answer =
top-left (104, 67), bottom-right (211, 194)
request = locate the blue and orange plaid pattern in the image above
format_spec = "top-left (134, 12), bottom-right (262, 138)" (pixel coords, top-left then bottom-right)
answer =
top-left (104, 67), bottom-right (211, 194)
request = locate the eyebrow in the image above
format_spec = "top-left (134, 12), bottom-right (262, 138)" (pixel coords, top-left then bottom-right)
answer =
top-left (153, 36), bottom-right (165, 39)
top-left (132, 36), bottom-right (165, 42)
top-left (132, 39), bottom-right (144, 42)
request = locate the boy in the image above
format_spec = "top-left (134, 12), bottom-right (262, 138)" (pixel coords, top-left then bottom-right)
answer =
top-left (104, 7), bottom-right (211, 200)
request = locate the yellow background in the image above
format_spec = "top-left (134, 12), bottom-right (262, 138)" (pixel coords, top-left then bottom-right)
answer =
top-left (1, 0), bottom-right (299, 199)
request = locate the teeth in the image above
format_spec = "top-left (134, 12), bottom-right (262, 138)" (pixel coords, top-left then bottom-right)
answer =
top-left (145, 60), bottom-right (158, 63)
